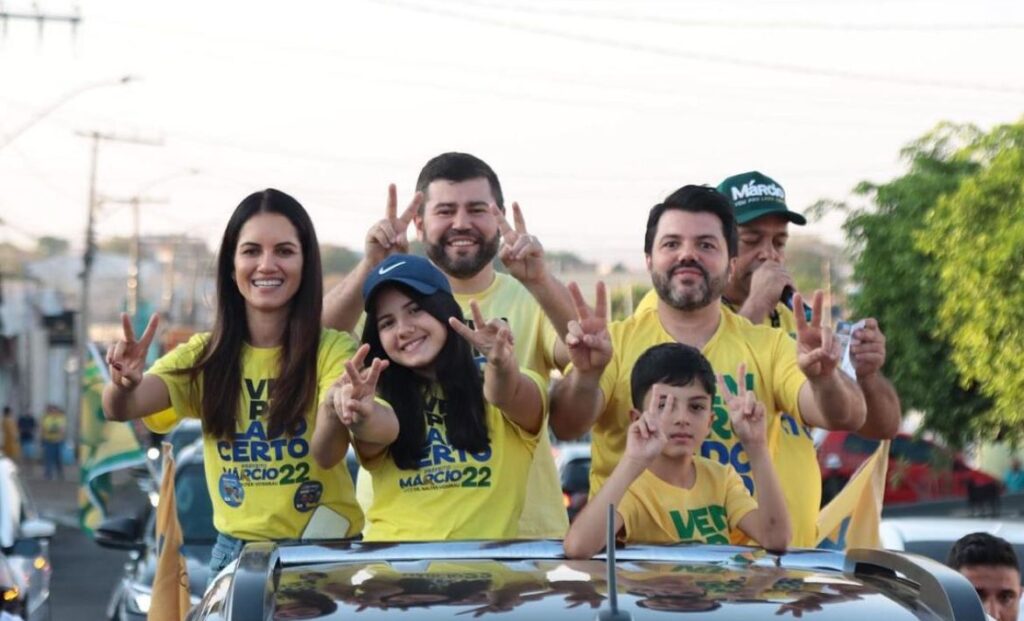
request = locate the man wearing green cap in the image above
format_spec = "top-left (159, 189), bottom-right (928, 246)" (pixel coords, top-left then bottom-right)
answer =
top-left (715, 170), bottom-right (900, 441)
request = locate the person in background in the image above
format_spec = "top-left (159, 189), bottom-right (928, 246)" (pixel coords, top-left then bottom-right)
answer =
top-left (1, 407), bottom-right (20, 461)
top-left (948, 532), bottom-right (1022, 621)
top-left (16, 410), bottom-right (36, 462)
top-left (40, 405), bottom-right (67, 480)
top-left (1004, 458), bottom-right (1024, 493)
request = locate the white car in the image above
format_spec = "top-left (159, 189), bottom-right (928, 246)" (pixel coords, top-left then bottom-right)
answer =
top-left (0, 456), bottom-right (55, 621)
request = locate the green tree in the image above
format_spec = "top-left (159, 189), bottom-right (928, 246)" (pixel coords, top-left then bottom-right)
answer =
top-left (320, 244), bottom-right (360, 275)
top-left (916, 120), bottom-right (1024, 444)
top-left (819, 122), bottom-right (991, 447)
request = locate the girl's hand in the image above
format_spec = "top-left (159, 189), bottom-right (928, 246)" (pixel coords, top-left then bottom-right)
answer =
top-left (330, 344), bottom-right (389, 429)
top-left (449, 301), bottom-right (516, 371)
top-left (106, 313), bottom-right (159, 391)
top-left (717, 363), bottom-right (767, 449)
top-left (625, 387), bottom-right (671, 467)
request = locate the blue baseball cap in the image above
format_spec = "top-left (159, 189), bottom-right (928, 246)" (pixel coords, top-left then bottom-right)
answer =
top-left (362, 254), bottom-right (452, 308)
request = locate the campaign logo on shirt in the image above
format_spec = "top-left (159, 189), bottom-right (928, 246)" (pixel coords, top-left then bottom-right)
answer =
top-left (214, 376), bottom-right (313, 489)
top-left (219, 471), bottom-right (245, 507)
top-left (397, 395), bottom-right (494, 492)
top-left (669, 505), bottom-right (729, 544)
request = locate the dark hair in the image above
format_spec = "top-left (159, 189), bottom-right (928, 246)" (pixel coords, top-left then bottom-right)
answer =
top-left (630, 343), bottom-right (717, 410)
top-left (186, 188), bottom-right (323, 440)
top-left (644, 185), bottom-right (738, 258)
top-left (415, 152), bottom-right (504, 213)
top-left (361, 285), bottom-right (488, 470)
top-left (948, 532), bottom-right (1021, 572)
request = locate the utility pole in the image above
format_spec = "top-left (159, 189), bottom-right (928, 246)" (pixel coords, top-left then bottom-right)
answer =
top-left (0, 7), bottom-right (81, 39)
top-left (97, 195), bottom-right (169, 319)
top-left (73, 131), bottom-right (161, 446)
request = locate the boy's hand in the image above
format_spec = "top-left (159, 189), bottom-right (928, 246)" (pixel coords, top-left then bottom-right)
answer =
top-left (364, 183), bottom-right (423, 266)
top-left (330, 344), bottom-right (389, 430)
top-left (565, 281), bottom-right (612, 374)
top-left (794, 290), bottom-right (842, 380)
top-left (717, 363), bottom-right (767, 450)
top-left (624, 387), bottom-right (671, 467)
top-left (449, 301), bottom-right (516, 371)
top-left (106, 312), bottom-right (159, 390)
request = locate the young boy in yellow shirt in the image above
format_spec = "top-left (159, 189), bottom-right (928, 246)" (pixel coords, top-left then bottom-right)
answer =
top-left (563, 343), bottom-right (791, 558)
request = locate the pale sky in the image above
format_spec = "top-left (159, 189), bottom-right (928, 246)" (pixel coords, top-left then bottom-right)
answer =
top-left (2, 0), bottom-right (1022, 270)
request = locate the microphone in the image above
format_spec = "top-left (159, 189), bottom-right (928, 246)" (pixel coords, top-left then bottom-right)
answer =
top-left (781, 286), bottom-right (813, 321)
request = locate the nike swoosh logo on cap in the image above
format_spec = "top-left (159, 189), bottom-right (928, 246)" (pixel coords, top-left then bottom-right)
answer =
top-left (378, 261), bottom-right (406, 275)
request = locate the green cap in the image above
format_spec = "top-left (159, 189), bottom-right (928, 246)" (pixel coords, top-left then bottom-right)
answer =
top-left (716, 171), bottom-right (806, 226)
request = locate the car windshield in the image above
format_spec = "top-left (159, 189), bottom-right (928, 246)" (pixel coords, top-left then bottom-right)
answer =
top-left (176, 463), bottom-right (216, 545)
top-left (842, 435), bottom-right (881, 455)
top-left (891, 437), bottom-right (935, 465)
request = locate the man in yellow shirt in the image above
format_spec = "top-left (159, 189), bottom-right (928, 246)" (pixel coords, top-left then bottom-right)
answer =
top-left (551, 184), bottom-right (867, 547)
top-left (323, 152), bottom-right (577, 538)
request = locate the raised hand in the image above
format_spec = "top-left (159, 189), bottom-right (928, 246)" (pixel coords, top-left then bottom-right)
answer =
top-left (449, 301), bottom-right (516, 370)
top-left (330, 344), bottom-right (389, 428)
top-left (793, 290), bottom-right (841, 379)
top-left (365, 183), bottom-right (423, 265)
top-left (493, 203), bottom-right (547, 285)
top-left (717, 363), bottom-right (767, 449)
top-left (748, 260), bottom-right (794, 308)
top-left (564, 281), bottom-right (612, 374)
top-left (850, 317), bottom-right (886, 378)
top-left (625, 386), bottom-right (670, 466)
top-left (106, 312), bottom-right (159, 390)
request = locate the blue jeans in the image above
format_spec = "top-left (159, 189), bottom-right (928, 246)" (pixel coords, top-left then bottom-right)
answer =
top-left (42, 441), bottom-right (62, 480)
top-left (208, 532), bottom-right (247, 587)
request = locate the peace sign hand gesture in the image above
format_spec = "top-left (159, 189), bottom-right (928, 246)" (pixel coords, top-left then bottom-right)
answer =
top-left (106, 312), bottom-right (159, 391)
top-left (365, 183), bottom-right (423, 266)
top-left (717, 363), bottom-right (767, 450)
top-left (625, 386), bottom-right (671, 467)
top-left (449, 301), bottom-right (517, 371)
top-left (564, 282), bottom-right (612, 375)
top-left (793, 290), bottom-right (841, 380)
top-left (493, 203), bottom-right (548, 285)
top-left (329, 344), bottom-right (390, 429)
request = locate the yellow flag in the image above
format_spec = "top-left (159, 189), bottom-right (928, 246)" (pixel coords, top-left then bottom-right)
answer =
top-left (150, 443), bottom-right (191, 621)
top-left (817, 439), bottom-right (889, 550)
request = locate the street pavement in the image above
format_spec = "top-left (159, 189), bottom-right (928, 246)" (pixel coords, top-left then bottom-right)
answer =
top-left (24, 459), bottom-right (148, 620)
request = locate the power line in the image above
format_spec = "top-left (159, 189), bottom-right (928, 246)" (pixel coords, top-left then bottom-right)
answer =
top-left (429, 0), bottom-right (1024, 32)
top-left (372, 0), bottom-right (1024, 95)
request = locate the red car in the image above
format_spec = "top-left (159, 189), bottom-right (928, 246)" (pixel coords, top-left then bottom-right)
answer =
top-left (817, 431), bottom-right (1001, 506)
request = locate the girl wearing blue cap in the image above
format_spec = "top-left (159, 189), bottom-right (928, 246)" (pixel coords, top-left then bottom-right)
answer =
top-left (311, 253), bottom-right (546, 541)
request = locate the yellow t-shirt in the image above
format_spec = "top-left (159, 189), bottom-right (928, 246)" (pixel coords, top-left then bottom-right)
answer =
top-left (143, 329), bottom-right (364, 541)
top-left (356, 272), bottom-right (566, 539)
top-left (618, 457), bottom-right (758, 545)
top-left (453, 272), bottom-right (566, 539)
top-left (40, 413), bottom-right (66, 443)
top-left (587, 306), bottom-right (817, 546)
top-left (362, 371), bottom-right (546, 542)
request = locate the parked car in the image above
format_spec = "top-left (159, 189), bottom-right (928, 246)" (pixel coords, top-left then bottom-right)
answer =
top-left (95, 441), bottom-right (216, 620)
top-left (552, 442), bottom-right (590, 522)
top-left (0, 455), bottom-right (55, 621)
top-left (818, 431), bottom-right (1002, 506)
top-left (186, 538), bottom-right (989, 620)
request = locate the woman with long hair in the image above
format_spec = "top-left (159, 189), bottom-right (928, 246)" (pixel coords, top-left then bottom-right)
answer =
top-left (311, 253), bottom-right (545, 541)
top-left (102, 188), bottom-right (395, 574)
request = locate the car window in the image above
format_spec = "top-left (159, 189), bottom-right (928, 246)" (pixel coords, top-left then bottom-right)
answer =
top-left (562, 457), bottom-right (590, 492)
top-left (176, 464), bottom-right (217, 545)
top-left (843, 435), bottom-right (881, 455)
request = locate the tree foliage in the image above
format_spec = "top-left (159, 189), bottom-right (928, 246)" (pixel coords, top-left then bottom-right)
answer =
top-left (830, 122), bottom-right (993, 447)
top-left (916, 121), bottom-right (1024, 444)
